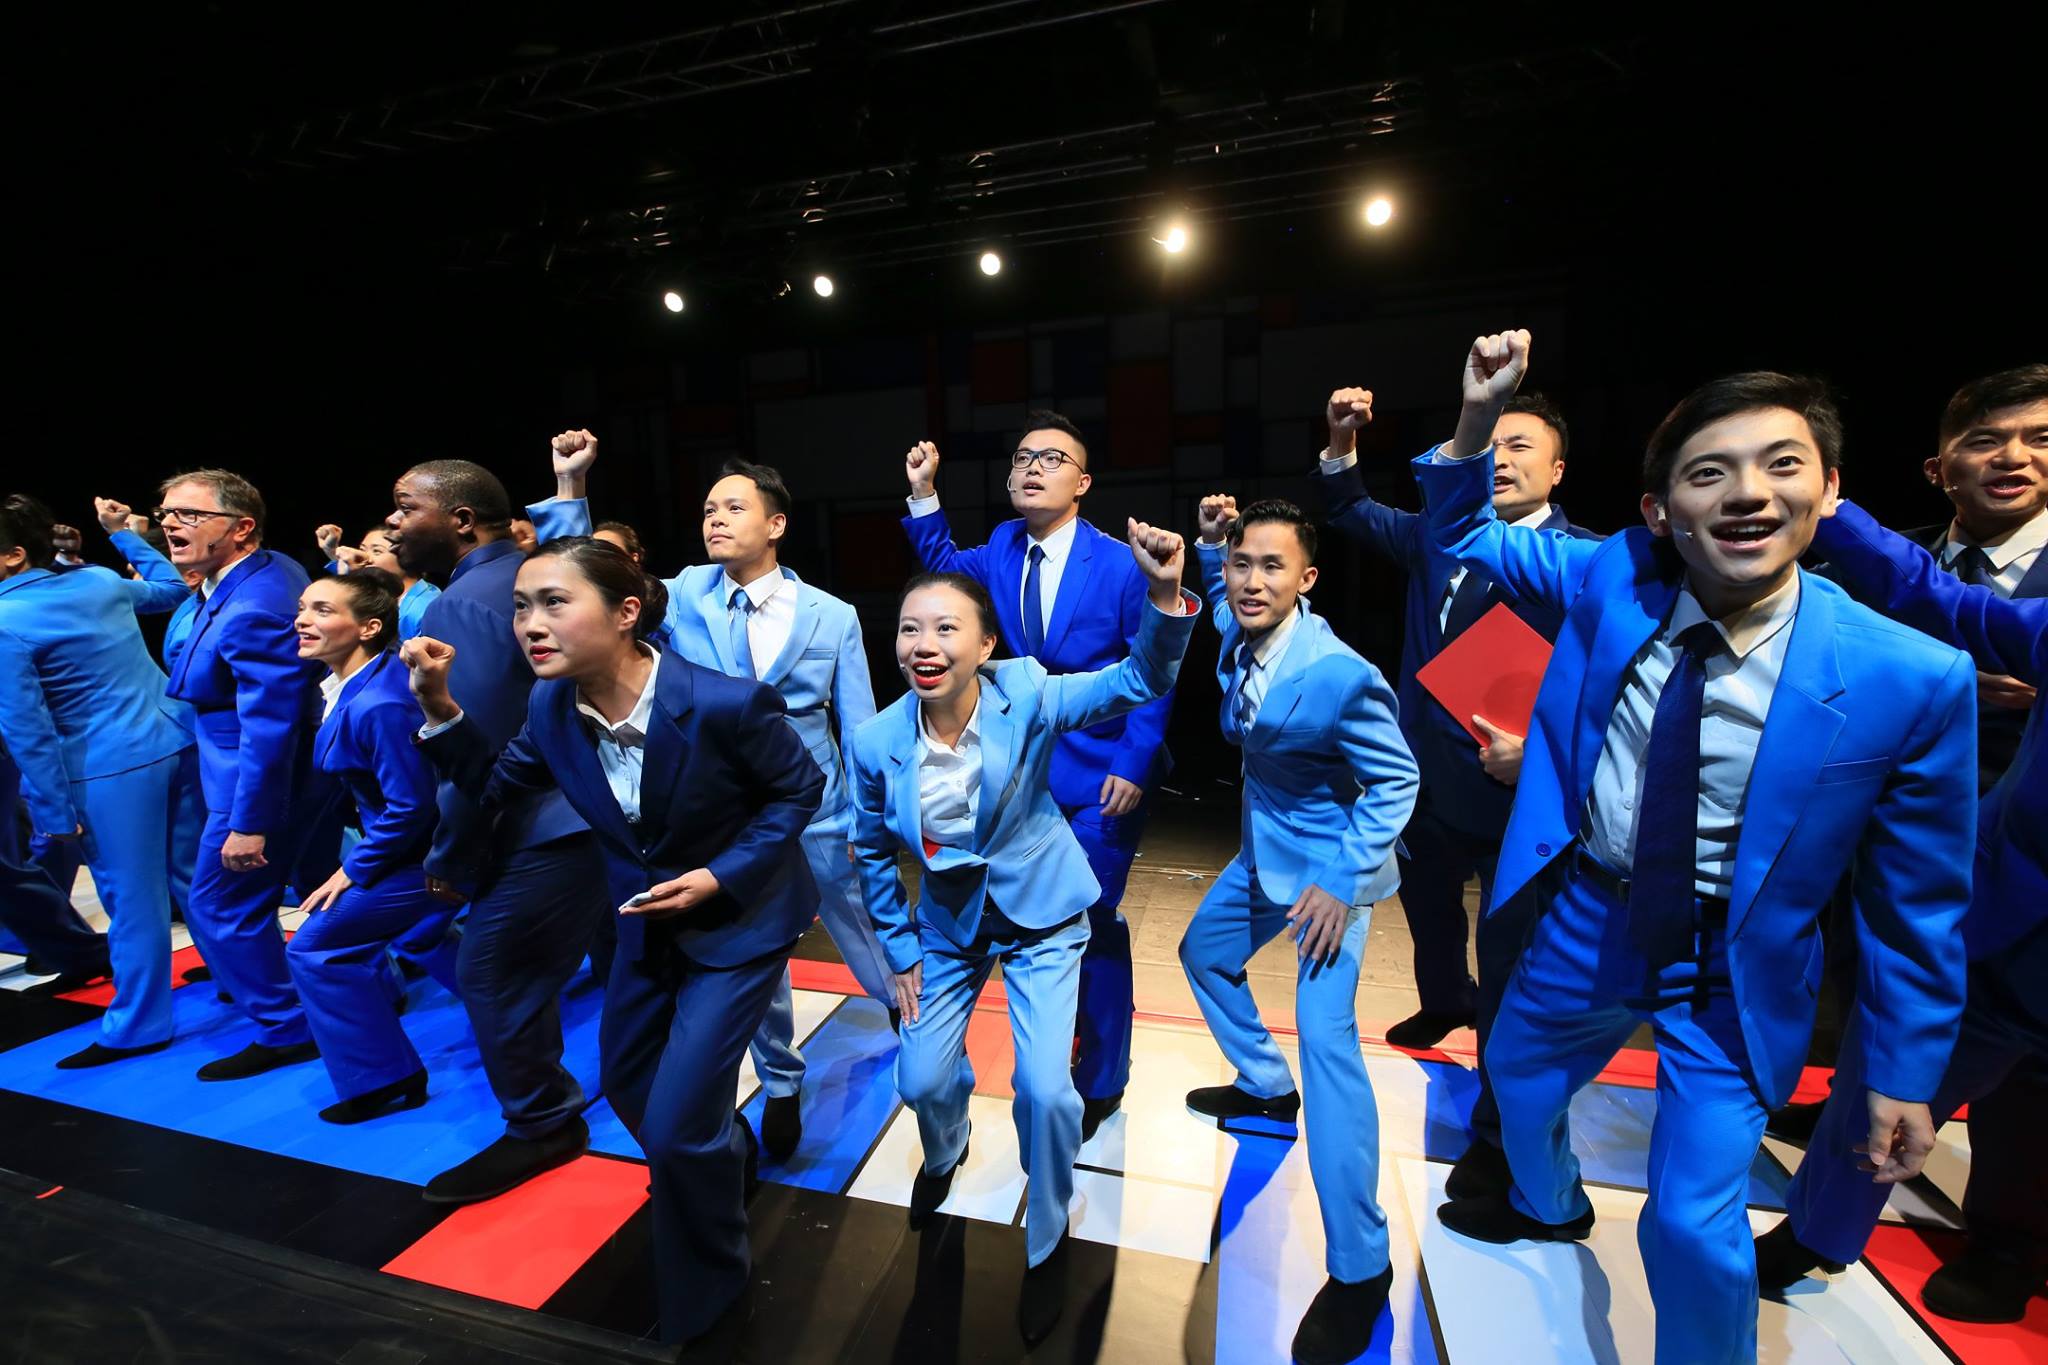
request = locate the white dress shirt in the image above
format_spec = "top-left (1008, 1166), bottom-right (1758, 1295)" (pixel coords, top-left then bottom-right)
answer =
top-left (906, 494), bottom-right (1079, 633)
top-left (1583, 575), bottom-right (1801, 897)
top-left (573, 648), bottom-right (661, 824)
top-left (723, 566), bottom-right (796, 678)
top-left (1936, 506), bottom-right (2044, 597)
top-left (916, 695), bottom-right (983, 847)
top-left (1232, 602), bottom-right (1304, 729)
top-left (317, 655), bottom-right (372, 723)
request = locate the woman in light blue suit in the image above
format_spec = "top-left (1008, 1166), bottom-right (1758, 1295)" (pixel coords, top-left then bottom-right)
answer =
top-left (846, 518), bottom-right (1196, 1347)
top-left (285, 568), bottom-right (457, 1123)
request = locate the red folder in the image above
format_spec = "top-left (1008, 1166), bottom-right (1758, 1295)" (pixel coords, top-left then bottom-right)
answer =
top-left (1413, 602), bottom-right (1553, 745)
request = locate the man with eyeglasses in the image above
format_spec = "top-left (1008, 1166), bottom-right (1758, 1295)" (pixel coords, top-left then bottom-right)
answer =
top-left (901, 410), bottom-right (1176, 1139)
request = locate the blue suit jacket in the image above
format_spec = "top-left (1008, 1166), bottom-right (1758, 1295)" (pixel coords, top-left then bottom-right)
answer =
top-left (1814, 502), bottom-right (2046, 960)
top-left (105, 528), bottom-right (204, 695)
top-left (164, 550), bottom-right (324, 835)
top-left (902, 508), bottom-right (1175, 807)
top-left (1413, 446), bottom-right (1977, 1108)
top-left (422, 647), bottom-right (825, 969)
top-left (415, 498), bottom-right (590, 863)
top-left (0, 567), bottom-right (192, 834)
top-left (1196, 544), bottom-right (1419, 907)
top-left (315, 650), bottom-right (435, 887)
top-left (655, 564), bottom-right (875, 835)
top-left (1321, 460), bottom-right (1599, 835)
top-left (849, 594), bottom-right (1198, 974)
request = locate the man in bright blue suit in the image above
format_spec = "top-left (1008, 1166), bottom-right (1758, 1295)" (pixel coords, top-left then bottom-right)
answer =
top-left (654, 454), bottom-right (892, 1162)
top-left (1415, 332), bottom-right (1976, 1365)
top-left (1180, 495), bottom-right (1420, 1364)
top-left (385, 434), bottom-right (602, 1204)
top-left (849, 520), bottom-right (1197, 1347)
top-left (900, 412), bottom-right (1176, 1138)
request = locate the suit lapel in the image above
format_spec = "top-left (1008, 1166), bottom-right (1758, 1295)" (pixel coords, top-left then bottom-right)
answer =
top-left (888, 703), bottom-right (927, 863)
top-left (971, 673), bottom-right (1019, 849)
top-left (1570, 537), bottom-right (1681, 802)
top-left (2015, 549), bottom-right (2048, 600)
top-left (694, 573), bottom-right (742, 675)
top-left (1441, 569), bottom-right (1493, 641)
top-left (545, 682), bottom-right (638, 850)
top-left (991, 530), bottom-right (1028, 657)
top-left (317, 652), bottom-right (384, 769)
top-left (637, 656), bottom-right (695, 840)
top-left (1042, 524), bottom-right (1094, 655)
top-left (172, 551), bottom-right (266, 692)
top-left (1245, 610), bottom-right (1314, 745)
top-left (762, 572), bottom-right (821, 686)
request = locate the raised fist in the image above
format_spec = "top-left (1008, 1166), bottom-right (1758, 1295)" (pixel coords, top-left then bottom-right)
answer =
top-left (906, 440), bottom-right (941, 499)
top-left (1326, 386), bottom-right (1374, 442)
top-left (1127, 517), bottom-right (1187, 609)
top-left (1197, 494), bottom-right (1239, 543)
top-left (401, 636), bottom-right (460, 724)
top-left (95, 497), bottom-right (134, 534)
top-left (315, 524), bottom-right (345, 559)
top-left (1460, 330), bottom-right (1533, 408)
top-left (51, 525), bottom-right (81, 558)
top-left (551, 429), bottom-right (599, 479)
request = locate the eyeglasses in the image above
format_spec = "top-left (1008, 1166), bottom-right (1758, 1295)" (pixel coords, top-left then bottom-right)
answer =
top-left (153, 506), bottom-right (234, 528)
top-left (1010, 447), bottom-right (1084, 472)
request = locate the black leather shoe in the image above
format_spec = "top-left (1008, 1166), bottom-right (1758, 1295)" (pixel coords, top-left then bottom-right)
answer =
top-left (422, 1117), bottom-right (588, 1204)
top-left (1921, 1243), bottom-right (2044, 1324)
top-left (1186, 1083), bottom-right (1300, 1123)
top-left (56, 1039), bottom-right (171, 1070)
top-left (1018, 1231), bottom-right (1070, 1347)
top-left (762, 1093), bottom-right (802, 1161)
top-left (22, 966), bottom-right (112, 996)
top-left (739, 1112), bottom-right (761, 1203)
top-left (319, 1069), bottom-right (428, 1125)
top-left (1081, 1091), bottom-right (1123, 1142)
top-left (1764, 1100), bottom-right (1824, 1145)
top-left (1445, 1139), bottom-right (1513, 1201)
top-left (195, 1040), bottom-right (319, 1081)
top-left (909, 1132), bottom-right (969, 1228)
top-left (181, 963), bottom-right (212, 983)
top-left (1291, 1267), bottom-right (1393, 1364)
top-left (1384, 1009), bottom-right (1476, 1051)
top-left (1438, 1193), bottom-right (1593, 1244)
top-left (1754, 1218), bottom-right (1845, 1293)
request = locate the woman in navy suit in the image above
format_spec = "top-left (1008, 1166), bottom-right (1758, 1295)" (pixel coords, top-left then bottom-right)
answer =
top-left (286, 568), bottom-right (457, 1124)
top-left (405, 538), bottom-right (823, 1348)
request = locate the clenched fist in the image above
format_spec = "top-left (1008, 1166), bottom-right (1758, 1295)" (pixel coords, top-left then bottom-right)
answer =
top-left (95, 498), bottom-right (134, 534)
top-left (401, 636), bottom-right (460, 724)
top-left (551, 429), bottom-right (599, 499)
top-left (1127, 518), bottom-right (1187, 610)
top-left (906, 440), bottom-right (941, 499)
top-left (1197, 494), bottom-right (1239, 543)
top-left (315, 524), bottom-right (345, 559)
top-left (1326, 386), bottom-right (1374, 456)
top-left (1461, 330), bottom-right (1532, 409)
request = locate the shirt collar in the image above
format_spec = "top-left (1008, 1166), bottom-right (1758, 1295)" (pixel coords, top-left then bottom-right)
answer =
top-left (318, 672), bottom-right (345, 709)
top-left (201, 549), bottom-right (259, 600)
top-left (1507, 503), bottom-right (1555, 531)
top-left (1941, 506), bottom-right (2048, 570)
top-left (1668, 571), bottom-right (1801, 661)
top-left (917, 694), bottom-right (983, 756)
top-left (1244, 600), bottom-right (1306, 670)
top-left (575, 646), bottom-right (660, 742)
top-left (1026, 515), bottom-right (1081, 564)
top-left (723, 565), bottom-right (788, 609)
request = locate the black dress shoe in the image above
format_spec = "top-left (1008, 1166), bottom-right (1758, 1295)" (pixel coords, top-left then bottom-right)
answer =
top-left (909, 1133), bottom-right (969, 1227)
top-left (1764, 1100), bottom-right (1824, 1145)
top-left (1438, 1193), bottom-right (1594, 1244)
top-left (1754, 1218), bottom-right (1845, 1293)
top-left (761, 1093), bottom-right (802, 1161)
top-left (1291, 1266), bottom-right (1394, 1364)
top-left (1018, 1231), bottom-right (1069, 1347)
top-left (422, 1117), bottom-right (589, 1204)
top-left (1921, 1242), bottom-right (2045, 1324)
top-left (22, 963), bottom-right (112, 995)
top-left (182, 964), bottom-right (212, 983)
top-left (1384, 1009), bottom-right (1477, 1051)
top-left (195, 1040), bottom-right (319, 1081)
top-left (739, 1112), bottom-right (761, 1202)
top-left (56, 1039), bottom-right (171, 1070)
top-left (1444, 1139), bottom-right (1513, 1201)
top-left (319, 1069), bottom-right (428, 1125)
top-left (1081, 1091), bottom-right (1123, 1142)
top-left (1186, 1083), bottom-right (1300, 1123)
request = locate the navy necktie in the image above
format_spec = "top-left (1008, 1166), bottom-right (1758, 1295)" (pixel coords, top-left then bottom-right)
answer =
top-left (729, 588), bottom-right (756, 680)
top-left (1022, 544), bottom-right (1047, 657)
top-left (1225, 639), bottom-right (1257, 738)
top-left (1627, 620), bottom-right (1721, 966)
top-left (1952, 545), bottom-right (1998, 590)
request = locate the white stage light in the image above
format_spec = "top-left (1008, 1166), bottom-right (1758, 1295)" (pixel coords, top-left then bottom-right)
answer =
top-left (979, 251), bottom-right (1002, 276)
top-left (1363, 196), bottom-right (1394, 228)
top-left (812, 274), bottom-right (835, 298)
top-left (1157, 224), bottom-right (1189, 254)
top-left (662, 291), bottom-right (685, 313)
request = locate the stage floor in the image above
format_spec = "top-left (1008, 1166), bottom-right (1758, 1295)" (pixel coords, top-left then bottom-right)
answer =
top-left (1, 872), bottom-right (2037, 1363)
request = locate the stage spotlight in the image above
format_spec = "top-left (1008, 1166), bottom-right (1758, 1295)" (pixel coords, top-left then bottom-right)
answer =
top-left (1156, 223), bottom-right (1190, 255)
top-left (662, 290), bottom-right (685, 313)
top-left (979, 250), bottom-right (1003, 276)
top-left (812, 273), bottom-right (835, 298)
top-left (1363, 196), bottom-right (1394, 228)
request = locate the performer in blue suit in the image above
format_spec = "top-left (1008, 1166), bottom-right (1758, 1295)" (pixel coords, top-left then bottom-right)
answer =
top-left (153, 469), bottom-right (338, 1081)
top-left (384, 435), bottom-right (604, 1203)
top-left (1180, 495), bottom-right (1419, 1364)
top-left (283, 569), bottom-right (459, 1123)
top-left (899, 415), bottom-right (1177, 1138)
top-left (655, 455), bottom-right (892, 1160)
top-left (849, 519), bottom-right (1196, 1346)
top-left (1757, 493), bottom-right (2046, 1321)
top-left (408, 536), bottom-right (823, 1347)
top-left (1413, 333), bottom-right (1976, 1365)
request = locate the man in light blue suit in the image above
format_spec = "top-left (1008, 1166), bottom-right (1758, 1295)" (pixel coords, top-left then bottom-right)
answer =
top-left (1414, 332), bottom-right (1976, 1365)
top-left (654, 455), bottom-right (892, 1162)
top-left (900, 414), bottom-right (1176, 1137)
top-left (848, 520), bottom-right (1197, 1347)
top-left (0, 494), bottom-right (194, 1067)
top-left (1179, 495), bottom-right (1419, 1365)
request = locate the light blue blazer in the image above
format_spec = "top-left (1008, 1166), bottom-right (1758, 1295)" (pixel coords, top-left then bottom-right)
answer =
top-left (656, 564), bottom-right (874, 833)
top-left (1412, 445), bottom-right (1977, 1108)
top-left (1195, 543), bottom-right (1419, 908)
top-left (849, 594), bottom-right (1198, 974)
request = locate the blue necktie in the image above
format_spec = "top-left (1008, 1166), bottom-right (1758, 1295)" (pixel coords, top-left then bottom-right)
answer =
top-left (1022, 544), bottom-right (1046, 657)
top-left (1627, 621), bottom-right (1720, 966)
top-left (1224, 639), bottom-right (1257, 739)
top-left (729, 588), bottom-right (756, 680)
top-left (1952, 545), bottom-right (1998, 590)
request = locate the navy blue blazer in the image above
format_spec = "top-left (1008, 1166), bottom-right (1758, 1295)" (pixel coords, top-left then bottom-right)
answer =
top-left (1903, 522), bottom-right (2045, 793)
top-left (1321, 458), bottom-right (1599, 836)
top-left (422, 648), bottom-right (825, 969)
top-left (315, 650), bottom-right (435, 887)
top-left (902, 508), bottom-right (1174, 808)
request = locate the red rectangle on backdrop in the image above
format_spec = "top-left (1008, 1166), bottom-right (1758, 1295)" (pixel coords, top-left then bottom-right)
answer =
top-left (1414, 602), bottom-right (1551, 743)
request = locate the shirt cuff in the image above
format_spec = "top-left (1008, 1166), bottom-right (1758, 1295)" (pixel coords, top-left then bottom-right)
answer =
top-left (906, 493), bottom-right (940, 517)
top-left (1318, 446), bottom-right (1359, 474)
top-left (1430, 440), bottom-right (1494, 465)
top-left (1150, 588), bottom-right (1201, 616)
top-left (416, 713), bottom-right (464, 741)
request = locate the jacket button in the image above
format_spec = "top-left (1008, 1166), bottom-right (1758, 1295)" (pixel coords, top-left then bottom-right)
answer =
top-left (1535, 842), bottom-right (1552, 857)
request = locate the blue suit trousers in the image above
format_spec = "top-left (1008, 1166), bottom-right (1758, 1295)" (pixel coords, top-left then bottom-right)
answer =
top-left (1065, 797), bottom-right (1144, 1101)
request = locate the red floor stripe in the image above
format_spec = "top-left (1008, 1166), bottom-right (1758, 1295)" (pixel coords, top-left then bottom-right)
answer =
top-left (381, 1155), bottom-right (651, 1310)
top-left (1862, 1223), bottom-right (2047, 1363)
top-left (56, 945), bottom-right (208, 1008)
